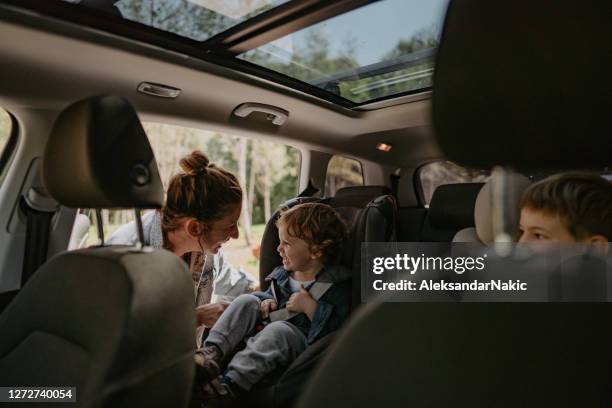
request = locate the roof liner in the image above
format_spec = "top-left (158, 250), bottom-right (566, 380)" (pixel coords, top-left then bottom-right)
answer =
top-left (0, 7), bottom-right (441, 167)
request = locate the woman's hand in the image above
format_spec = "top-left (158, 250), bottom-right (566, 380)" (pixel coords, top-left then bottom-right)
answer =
top-left (286, 287), bottom-right (317, 320)
top-left (260, 299), bottom-right (278, 320)
top-left (195, 301), bottom-right (230, 327)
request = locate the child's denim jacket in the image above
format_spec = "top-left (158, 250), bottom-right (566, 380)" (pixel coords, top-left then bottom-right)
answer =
top-left (253, 264), bottom-right (351, 344)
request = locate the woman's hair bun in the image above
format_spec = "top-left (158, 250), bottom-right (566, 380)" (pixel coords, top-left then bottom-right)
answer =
top-left (179, 150), bottom-right (210, 176)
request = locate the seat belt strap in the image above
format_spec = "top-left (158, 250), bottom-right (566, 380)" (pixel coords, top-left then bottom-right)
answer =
top-left (269, 281), bottom-right (334, 322)
top-left (390, 173), bottom-right (400, 200)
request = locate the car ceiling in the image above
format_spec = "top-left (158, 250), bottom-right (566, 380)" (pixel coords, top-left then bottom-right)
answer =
top-left (0, 3), bottom-right (443, 168)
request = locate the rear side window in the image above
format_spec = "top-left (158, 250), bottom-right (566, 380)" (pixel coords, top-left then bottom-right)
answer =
top-left (418, 161), bottom-right (489, 206)
top-left (325, 155), bottom-right (364, 196)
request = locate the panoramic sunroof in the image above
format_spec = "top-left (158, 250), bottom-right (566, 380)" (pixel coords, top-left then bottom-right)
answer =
top-left (238, 0), bottom-right (449, 103)
top-left (56, 0), bottom-right (448, 106)
top-left (63, 0), bottom-right (289, 42)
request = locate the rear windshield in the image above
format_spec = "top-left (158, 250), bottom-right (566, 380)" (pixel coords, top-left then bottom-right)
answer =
top-left (418, 161), bottom-right (489, 206)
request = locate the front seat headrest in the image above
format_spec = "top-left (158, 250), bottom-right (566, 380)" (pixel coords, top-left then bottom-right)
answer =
top-left (428, 183), bottom-right (483, 229)
top-left (43, 95), bottom-right (164, 208)
top-left (433, 0), bottom-right (612, 169)
top-left (474, 173), bottom-right (531, 244)
top-left (332, 186), bottom-right (393, 207)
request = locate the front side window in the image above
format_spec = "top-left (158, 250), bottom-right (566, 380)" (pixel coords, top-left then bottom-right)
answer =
top-left (325, 155), bottom-right (364, 196)
top-left (418, 161), bottom-right (489, 206)
top-left (73, 123), bottom-right (301, 281)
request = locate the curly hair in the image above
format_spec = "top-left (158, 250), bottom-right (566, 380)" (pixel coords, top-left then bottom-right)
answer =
top-left (276, 202), bottom-right (347, 263)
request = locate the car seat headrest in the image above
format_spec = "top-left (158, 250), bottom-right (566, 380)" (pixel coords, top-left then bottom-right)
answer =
top-left (428, 183), bottom-right (483, 229)
top-left (332, 186), bottom-right (392, 207)
top-left (43, 95), bottom-right (164, 208)
top-left (474, 173), bottom-right (531, 244)
top-left (433, 0), bottom-right (612, 169)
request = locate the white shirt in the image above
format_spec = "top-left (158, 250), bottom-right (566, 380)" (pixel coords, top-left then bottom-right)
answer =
top-left (288, 276), bottom-right (314, 293)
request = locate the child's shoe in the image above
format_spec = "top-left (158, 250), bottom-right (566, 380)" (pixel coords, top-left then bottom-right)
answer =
top-left (199, 377), bottom-right (236, 408)
top-left (194, 345), bottom-right (223, 383)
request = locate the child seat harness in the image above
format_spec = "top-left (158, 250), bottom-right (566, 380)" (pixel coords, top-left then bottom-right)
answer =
top-left (268, 281), bottom-right (333, 322)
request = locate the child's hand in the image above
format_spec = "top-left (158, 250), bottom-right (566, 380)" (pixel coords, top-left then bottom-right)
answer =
top-left (260, 299), bottom-right (278, 319)
top-left (287, 287), bottom-right (317, 320)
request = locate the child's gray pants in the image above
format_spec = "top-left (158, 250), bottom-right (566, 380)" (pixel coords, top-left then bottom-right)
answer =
top-left (205, 294), bottom-right (308, 390)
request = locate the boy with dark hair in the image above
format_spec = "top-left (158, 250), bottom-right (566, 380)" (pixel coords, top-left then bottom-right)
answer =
top-left (194, 202), bottom-right (351, 403)
top-left (518, 172), bottom-right (612, 254)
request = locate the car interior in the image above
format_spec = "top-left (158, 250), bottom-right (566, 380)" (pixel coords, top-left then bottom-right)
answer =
top-left (0, 0), bottom-right (610, 407)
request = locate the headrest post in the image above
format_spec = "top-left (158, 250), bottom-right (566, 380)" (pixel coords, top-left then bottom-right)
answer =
top-left (491, 167), bottom-right (526, 257)
top-left (95, 209), bottom-right (105, 246)
top-left (134, 208), bottom-right (145, 249)
top-left (491, 167), bottom-right (513, 243)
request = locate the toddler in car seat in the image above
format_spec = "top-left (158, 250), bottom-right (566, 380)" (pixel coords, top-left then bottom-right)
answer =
top-left (193, 202), bottom-right (352, 404)
top-left (518, 171), bottom-right (611, 254)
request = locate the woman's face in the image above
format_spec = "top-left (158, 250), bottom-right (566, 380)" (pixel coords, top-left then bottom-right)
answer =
top-left (199, 204), bottom-right (241, 254)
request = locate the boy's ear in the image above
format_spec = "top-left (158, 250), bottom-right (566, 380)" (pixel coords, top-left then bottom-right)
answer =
top-left (586, 235), bottom-right (609, 256)
top-left (309, 245), bottom-right (323, 260)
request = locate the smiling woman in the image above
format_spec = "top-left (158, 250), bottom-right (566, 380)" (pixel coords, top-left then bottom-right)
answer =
top-left (104, 149), bottom-right (256, 344)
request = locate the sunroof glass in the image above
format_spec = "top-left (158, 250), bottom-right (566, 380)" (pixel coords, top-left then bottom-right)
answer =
top-left (63, 0), bottom-right (289, 42)
top-left (238, 0), bottom-right (449, 103)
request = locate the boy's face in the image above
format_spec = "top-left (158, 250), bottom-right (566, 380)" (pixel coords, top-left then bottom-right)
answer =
top-left (518, 206), bottom-right (608, 255)
top-left (518, 207), bottom-right (577, 244)
top-left (277, 223), bottom-right (321, 272)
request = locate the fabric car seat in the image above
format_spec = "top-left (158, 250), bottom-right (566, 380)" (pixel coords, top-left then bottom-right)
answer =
top-left (295, 302), bottom-right (612, 407)
top-left (250, 186), bottom-right (397, 407)
top-left (420, 183), bottom-right (483, 242)
top-left (0, 96), bottom-right (196, 408)
top-left (259, 185), bottom-right (397, 306)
